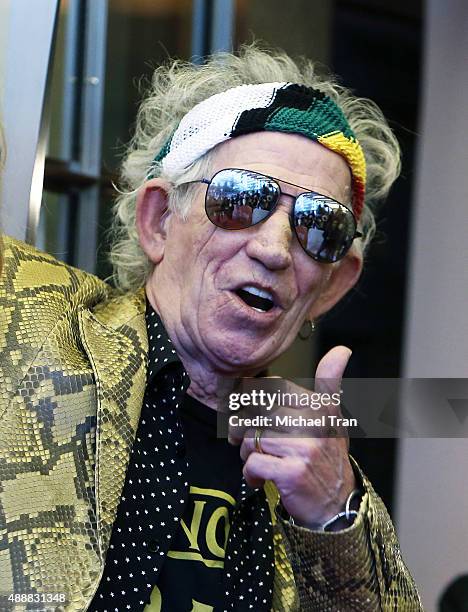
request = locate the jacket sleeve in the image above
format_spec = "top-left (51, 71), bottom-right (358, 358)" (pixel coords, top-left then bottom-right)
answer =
top-left (276, 457), bottom-right (423, 611)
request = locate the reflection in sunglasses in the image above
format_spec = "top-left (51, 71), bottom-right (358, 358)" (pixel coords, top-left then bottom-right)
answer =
top-left (201, 168), bottom-right (359, 263)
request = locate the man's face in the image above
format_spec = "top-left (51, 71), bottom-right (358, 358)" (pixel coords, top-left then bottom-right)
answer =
top-left (144, 132), bottom-right (360, 374)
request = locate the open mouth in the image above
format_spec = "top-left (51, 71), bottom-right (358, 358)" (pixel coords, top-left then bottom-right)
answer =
top-left (235, 285), bottom-right (275, 312)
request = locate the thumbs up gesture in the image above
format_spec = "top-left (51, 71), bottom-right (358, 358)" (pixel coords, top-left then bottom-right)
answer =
top-left (229, 346), bottom-right (357, 530)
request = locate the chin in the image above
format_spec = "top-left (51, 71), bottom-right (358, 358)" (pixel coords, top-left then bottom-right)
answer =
top-left (205, 328), bottom-right (286, 374)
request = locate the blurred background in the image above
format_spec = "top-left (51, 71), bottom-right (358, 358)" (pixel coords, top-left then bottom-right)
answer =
top-left (1, 1), bottom-right (468, 609)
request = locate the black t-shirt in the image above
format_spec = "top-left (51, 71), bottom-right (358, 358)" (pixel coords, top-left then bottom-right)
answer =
top-left (147, 393), bottom-right (243, 611)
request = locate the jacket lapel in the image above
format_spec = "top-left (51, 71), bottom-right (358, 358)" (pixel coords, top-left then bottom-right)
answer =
top-left (78, 289), bottom-right (148, 552)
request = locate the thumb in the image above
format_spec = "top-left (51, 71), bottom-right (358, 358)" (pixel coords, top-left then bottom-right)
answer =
top-left (315, 345), bottom-right (352, 395)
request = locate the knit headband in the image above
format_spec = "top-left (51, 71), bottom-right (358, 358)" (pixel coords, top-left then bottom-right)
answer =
top-left (151, 82), bottom-right (366, 219)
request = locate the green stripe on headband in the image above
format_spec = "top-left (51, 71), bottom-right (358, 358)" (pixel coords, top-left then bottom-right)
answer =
top-left (150, 82), bottom-right (366, 219)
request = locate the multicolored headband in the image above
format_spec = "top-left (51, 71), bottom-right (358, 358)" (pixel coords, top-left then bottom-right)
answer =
top-left (151, 82), bottom-right (366, 220)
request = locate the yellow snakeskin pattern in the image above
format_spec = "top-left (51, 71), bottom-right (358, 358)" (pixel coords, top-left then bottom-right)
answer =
top-left (0, 237), bottom-right (422, 611)
top-left (277, 458), bottom-right (423, 611)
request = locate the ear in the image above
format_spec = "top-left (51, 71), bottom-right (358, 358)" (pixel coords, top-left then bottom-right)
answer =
top-left (136, 178), bottom-right (172, 265)
top-left (308, 249), bottom-right (363, 320)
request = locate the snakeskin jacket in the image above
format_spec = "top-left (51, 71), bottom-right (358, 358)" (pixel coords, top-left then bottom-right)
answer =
top-left (0, 238), bottom-right (423, 611)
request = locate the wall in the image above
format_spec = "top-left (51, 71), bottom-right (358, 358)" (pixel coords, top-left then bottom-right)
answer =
top-left (397, 1), bottom-right (468, 610)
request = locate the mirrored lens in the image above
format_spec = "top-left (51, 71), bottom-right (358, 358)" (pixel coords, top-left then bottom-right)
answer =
top-left (294, 193), bottom-right (357, 263)
top-left (205, 169), bottom-right (279, 229)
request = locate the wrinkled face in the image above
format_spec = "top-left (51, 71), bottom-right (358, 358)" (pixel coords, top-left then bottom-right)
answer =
top-left (145, 132), bottom-right (360, 374)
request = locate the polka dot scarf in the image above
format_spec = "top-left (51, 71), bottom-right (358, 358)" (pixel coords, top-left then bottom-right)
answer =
top-left (223, 481), bottom-right (275, 610)
top-left (89, 305), bottom-right (275, 611)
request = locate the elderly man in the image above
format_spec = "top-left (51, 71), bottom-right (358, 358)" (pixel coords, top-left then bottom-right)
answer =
top-left (0, 46), bottom-right (421, 611)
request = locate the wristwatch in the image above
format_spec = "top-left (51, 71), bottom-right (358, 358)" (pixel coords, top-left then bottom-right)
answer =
top-left (276, 487), bottom-right (363, 532)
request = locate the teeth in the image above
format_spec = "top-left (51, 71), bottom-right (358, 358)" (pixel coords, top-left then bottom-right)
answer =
top-left (241, 285), bottom-right (274, 303)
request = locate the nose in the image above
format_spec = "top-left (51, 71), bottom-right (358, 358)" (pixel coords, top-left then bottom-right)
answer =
top-left (244, 203), bottom-right (293, 270)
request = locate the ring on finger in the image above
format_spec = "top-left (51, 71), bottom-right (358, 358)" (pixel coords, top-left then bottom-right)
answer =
top-left (254, 428), bottom-right (264, 454)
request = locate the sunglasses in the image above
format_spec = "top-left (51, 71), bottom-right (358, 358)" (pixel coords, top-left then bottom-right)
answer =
top-left (183, 168), bottom-right (362, 263)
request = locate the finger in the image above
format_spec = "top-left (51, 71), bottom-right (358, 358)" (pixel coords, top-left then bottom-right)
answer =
top-left (228, 404), bottom-right (291, 444)
top-left (227, 402), bottom-right (256, 444)
top-left (228, 418), bottom-right (257, 445)
top-left (239, 429), bottom-right (319, 462)
top-left (228, 427), bottom-right (243, 446)
top-left (242, 451), bottom-right (284, 488)
top-left (315, 345), bottom-right (352, 396)
top-left (228, 405), bottom-right (310, 445)
top-left (227, 405), bottom-right (270, 446)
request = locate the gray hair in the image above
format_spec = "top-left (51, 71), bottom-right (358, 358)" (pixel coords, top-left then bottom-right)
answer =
top-left (109, 43), bottom-right (401, 292)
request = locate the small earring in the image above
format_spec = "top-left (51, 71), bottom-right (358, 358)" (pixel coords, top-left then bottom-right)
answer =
top-left (298, 319), bottom-right (316, 340)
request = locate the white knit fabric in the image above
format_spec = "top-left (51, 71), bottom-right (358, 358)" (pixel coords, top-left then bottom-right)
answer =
top-left (160, 82), bottom-right (290, 175)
